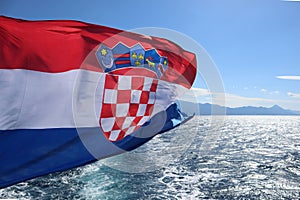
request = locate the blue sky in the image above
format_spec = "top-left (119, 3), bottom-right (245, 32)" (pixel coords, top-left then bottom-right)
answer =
top-left (1, 0), bottom-right (300, 110)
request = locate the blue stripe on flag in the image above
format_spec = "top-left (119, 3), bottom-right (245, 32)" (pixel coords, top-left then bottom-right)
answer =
top-left (0, 103), bottom-right (186, 188)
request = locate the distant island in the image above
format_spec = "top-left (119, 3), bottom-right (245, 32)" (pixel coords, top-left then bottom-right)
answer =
top-left (179, 102), bottom-right (300, 116)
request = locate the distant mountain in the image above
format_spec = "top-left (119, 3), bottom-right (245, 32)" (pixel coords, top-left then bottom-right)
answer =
top-left (178, 102), bottom-right (300, 115)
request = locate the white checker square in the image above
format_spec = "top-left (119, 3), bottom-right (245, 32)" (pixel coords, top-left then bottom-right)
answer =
top-left (116, 103), bottom-right (129, 117)
top-left (104, 89), bottom-right (117, 104)
top-left (148, 92), bottom-right (155, 104)
top-left (109, 130), bottom-right (121, 141)
top-left (131, 90), bottom-right (142, 104)
top-left (136, 104), bottom-right (147, 116)
top-left (122, 117), bottom-right (135, 129)
top-left (101, 117), bottom-right (115, 132)
top-left (125, 126), bottom-right (136, 136)
top-left (143, 77), bottom-right (152, 91)
top-left (138, 116), bottom-right (149, 126)
top-left (118, 76), bottom-right (131, 90)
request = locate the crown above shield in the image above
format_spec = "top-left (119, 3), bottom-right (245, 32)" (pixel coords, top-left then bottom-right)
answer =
top-left (96, 43), bottom-right (168, 79)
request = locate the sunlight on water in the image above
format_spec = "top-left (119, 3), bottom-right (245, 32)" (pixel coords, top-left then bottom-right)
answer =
top-left (1, 116), bottom-right (300, 199)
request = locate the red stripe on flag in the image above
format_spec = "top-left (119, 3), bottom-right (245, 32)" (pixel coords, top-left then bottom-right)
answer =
top-left (0, 16), bottom-right (196, 88)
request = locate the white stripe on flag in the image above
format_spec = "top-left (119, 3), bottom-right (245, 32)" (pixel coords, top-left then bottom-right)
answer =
top-left (0, 69), bottom-right (186, 130)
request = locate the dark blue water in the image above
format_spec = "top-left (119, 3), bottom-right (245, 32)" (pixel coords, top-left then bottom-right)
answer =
top-left (1, 116), bottom-right (300, 199)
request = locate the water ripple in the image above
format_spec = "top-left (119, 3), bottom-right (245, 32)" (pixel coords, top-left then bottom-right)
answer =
top-left (1, 116), bottom-right (300, 199)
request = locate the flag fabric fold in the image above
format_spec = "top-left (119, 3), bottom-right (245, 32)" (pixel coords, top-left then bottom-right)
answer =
top-left (0, 16), bottom-right (196, 188)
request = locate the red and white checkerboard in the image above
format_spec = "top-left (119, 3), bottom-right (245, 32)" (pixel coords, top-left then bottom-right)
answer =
top-left (99, 74), bottom-right (158, 141)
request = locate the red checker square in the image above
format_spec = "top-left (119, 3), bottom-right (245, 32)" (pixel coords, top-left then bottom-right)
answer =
top-left (112, 117), bottom-right (126, 130)
top-left (105, 75), bottom-right (118, 89)
top-left (128, 104), bottom-right (139, 116)
top-left (145, 104), bottom-right (154, 116)
top-left (140, 91), bottom-right (150, 104)
top-left (103, 132), bottom-right (110, 139)
top-left (131, 77), bottom-right (144, 90)
top-left (117, 130), bottom-right (126, 141)
top-left (100, 104), bottom-right (116, 118)
top-left (150, 79), bottom-right (158, 92)
top-left (117, 90), bottom-right (131, 103)
top-left (132, 116), bottom-right (143, 126)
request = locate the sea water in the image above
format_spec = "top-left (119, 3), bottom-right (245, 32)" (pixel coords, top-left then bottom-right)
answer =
top-left (1, 116), bottom-right (300, 199)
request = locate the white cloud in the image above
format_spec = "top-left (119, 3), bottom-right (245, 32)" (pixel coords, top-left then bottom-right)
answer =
top-left (288, 92), bottom-right (300, 98)
top-left (261, 88), bottom-right (267, 93)
top-left (276, 76), bottom-right (300, 80)
top-left (190, 87), bottom-right (211, 95)
top-left (179, 87), bottom-right (300, 111)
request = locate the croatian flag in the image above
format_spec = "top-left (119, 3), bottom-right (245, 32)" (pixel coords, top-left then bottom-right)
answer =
top-left (0, 16), bottom-right (196, 188)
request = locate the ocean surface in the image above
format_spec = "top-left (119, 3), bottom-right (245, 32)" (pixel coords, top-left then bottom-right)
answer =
top-left (1, 116), bottom-right (300, 199)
